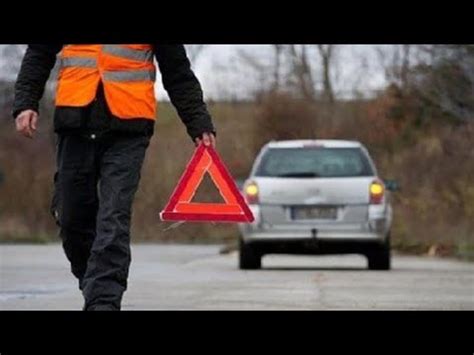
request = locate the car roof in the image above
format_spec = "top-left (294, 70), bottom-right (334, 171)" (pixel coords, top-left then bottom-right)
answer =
top-left (265, 139), bottom-right (363, 149)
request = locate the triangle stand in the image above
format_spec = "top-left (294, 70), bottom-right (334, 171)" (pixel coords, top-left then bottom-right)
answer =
top-left (160, 144), bottom-right (254, 223)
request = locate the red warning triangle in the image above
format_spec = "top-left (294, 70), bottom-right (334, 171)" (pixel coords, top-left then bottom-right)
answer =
top-left (160, 144), bottom-right (254, 223)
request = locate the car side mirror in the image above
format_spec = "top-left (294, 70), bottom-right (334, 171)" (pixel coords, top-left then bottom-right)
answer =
top-left (384, 179), bottom-right (400, 192)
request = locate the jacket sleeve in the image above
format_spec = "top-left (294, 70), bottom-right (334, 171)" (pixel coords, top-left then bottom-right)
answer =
top-left (12, 44), bottom-right (62, 119)
top-left (153, 45), bottom-right (215, 141)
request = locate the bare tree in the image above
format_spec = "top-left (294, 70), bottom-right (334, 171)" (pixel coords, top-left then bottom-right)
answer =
top-left (271, 45), bottom-right (284, 91)
top-left (235, 45), bottom-right (341, 102)
top-left (287, 45), bottom-right (316, 100)
top-left (412, 45), bottom-right (474, 124)
top-left (236, 48), bottom-right (271, 98)
top-left (317, 45), bottom-right (335, 103)
top-left (400, 45), bottom-right (412, 89)
top-left (375, 45), bottom-right (413, 90)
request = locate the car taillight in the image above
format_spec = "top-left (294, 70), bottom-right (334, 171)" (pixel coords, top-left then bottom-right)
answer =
top-left (370, 179), bottom-right (385, 204)
top-left (244, 181), bottom-right (259, 204)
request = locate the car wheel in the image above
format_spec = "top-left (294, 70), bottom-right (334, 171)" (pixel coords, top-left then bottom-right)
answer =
top-left (367, 233), bottom-right (391, 270)
top-left (239, 238), bottom-right (262, 270)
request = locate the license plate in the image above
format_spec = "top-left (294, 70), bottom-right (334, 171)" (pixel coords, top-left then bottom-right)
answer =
top-left (291, 206), bottom-right (338, 220)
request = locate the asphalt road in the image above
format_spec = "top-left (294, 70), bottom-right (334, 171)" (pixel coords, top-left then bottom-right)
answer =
top-left (1, 244), bottom-right (473, 310)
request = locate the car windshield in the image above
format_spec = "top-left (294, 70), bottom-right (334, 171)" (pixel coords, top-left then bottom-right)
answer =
top-left (255, 147), bottom-right (374, 178)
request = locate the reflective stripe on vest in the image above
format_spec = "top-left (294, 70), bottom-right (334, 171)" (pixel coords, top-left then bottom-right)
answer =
top-left (56, 44), bottom-right (157, 120)
top-left (103, 69), bottom-right (156, 82)
top-left (61, 57), bottom-right (97, 68)
top-left (102, 45), bottom-right (154, 63)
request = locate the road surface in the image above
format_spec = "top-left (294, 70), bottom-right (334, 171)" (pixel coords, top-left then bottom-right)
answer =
top-left (1, 244), bottom-right (473, 310)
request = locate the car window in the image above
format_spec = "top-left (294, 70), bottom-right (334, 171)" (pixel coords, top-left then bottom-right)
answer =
top-left (255, 147), bottom-right (374, 178)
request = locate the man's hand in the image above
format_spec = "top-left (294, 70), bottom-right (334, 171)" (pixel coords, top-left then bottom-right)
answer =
top-left (194, 132), bottom-right (216, 148)
top-left (15, 110), bottom-right (39, 139)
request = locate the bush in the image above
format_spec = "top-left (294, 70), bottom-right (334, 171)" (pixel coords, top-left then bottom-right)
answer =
top-left (1, 86), bottom-right (472, 258)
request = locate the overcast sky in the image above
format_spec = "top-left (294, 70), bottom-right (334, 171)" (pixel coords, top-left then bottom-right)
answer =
top-left (1, 45), bottom-right (390, 101)
top-left (169, 45), bottom-right (388, 100)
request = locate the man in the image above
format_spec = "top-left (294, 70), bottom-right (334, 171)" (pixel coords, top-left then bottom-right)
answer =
top-left (13, 44), bottom-right (216, 311)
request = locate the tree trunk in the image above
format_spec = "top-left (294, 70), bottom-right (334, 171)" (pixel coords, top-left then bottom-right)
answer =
top-left (317, 45), bottom-right (335, 104)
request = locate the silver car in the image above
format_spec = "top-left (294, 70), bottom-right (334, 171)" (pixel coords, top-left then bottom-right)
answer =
top-left (238, 139), bottom-right (397, 270)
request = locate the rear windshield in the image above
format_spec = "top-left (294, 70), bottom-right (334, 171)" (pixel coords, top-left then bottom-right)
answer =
top-left (255, 147), bottom-right (374, 178)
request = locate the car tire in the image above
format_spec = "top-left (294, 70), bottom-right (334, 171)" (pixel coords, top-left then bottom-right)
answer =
top-left (239, 238), bottom-right (262, 270)
top-left (367, 233), bottom-right (391, 270)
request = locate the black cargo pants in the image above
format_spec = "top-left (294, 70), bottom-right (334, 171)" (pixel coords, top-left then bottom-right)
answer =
top-left (52, 132), bottom-right (150, 310)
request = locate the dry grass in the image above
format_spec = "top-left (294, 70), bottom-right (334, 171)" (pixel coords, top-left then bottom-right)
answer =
top-left (1, 95), bottom-right (473, 260)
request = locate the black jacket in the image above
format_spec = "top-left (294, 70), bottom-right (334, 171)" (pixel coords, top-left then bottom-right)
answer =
top-left (12, 44), bottom-right (215, 140)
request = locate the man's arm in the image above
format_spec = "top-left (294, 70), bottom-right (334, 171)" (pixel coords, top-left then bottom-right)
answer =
top-left (153, 45), bottom-right (216, 145)
top-left (13, 44), bottom-right (62, 118)
top-left (13, 44), bottom-right (62, 138)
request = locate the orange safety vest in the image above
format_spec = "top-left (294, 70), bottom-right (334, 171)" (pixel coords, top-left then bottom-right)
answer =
top-left (56, 44), bottom-right (157, 120)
